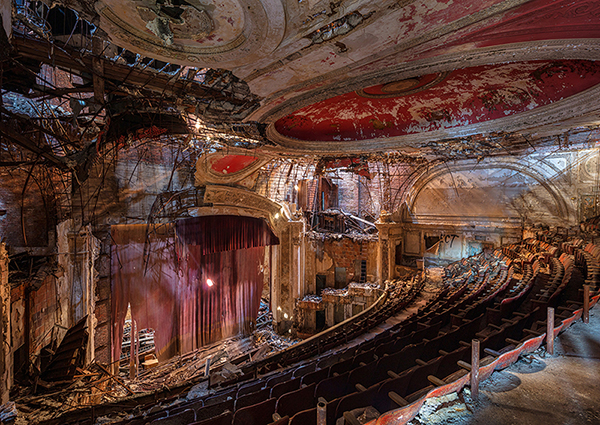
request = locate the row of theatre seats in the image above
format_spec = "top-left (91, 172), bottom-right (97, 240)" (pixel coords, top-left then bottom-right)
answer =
top-left (117, 237), bottom-right (598, 425)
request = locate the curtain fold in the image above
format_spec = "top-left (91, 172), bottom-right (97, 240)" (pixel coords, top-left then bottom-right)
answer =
top-left (176, 215), bottom-right (279, 254)
top-left (110, 216), bottom-right (278, 364)
top-left (111, 224), bottom-right (179, 363)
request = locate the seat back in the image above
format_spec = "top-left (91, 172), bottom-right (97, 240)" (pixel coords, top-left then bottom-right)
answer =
top-left (270, 377), bottom-right (301, 400)
top-left (190, 411), bottom-right (232, 425)
top-left (301, 366), bottom-right (329, 387)
top-left (275, 383), bottom-right (316, 418)
top-left (195, 400), bottom-right (235, 423)
top-left (232, 398), bottom-right (276, 425)
top-left (315, 372), bottom-right (351, 402)
top-left (235, 387), bottom-right (270, 411)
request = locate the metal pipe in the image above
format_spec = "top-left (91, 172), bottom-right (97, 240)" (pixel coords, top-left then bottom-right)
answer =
top-left (583, 284), bottom-right (590, 324)
top-left (471, 339), bottom-right (480, 399)
top-left (205, 356), bottom-right (212, 377)
top-left (547, 307), bottom-right (554, 355)
top-left (317, 397), bottom-right (327, 425)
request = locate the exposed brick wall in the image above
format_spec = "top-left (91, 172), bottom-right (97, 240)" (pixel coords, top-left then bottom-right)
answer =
top-left (305, 237), bottom-right (378, 292)
top-left (0, 171), bottom-right (51, 247)
top-left (259, 161), bottom-right (420, 220)
top-left (29, 276), bottom-right (58, 357)
top-left (325, 239), bottom-right (366, 274)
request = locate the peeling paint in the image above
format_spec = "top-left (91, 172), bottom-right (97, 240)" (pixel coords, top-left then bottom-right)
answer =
top-left (275, 60), bottom-right (600, 142)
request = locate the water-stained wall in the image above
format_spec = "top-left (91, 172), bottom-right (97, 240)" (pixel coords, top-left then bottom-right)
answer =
top-left (397, 148), bottom-right (600, 267)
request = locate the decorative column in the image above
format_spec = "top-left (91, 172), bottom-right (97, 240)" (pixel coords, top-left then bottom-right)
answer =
top-left (272, 219), bottom-right (304, 334)
top-left (375, 219), bottom-right (395, 284)
top-left (0, 243), bottom-right (11, 404)
top-left (78, 225), bottom-right (100, 365)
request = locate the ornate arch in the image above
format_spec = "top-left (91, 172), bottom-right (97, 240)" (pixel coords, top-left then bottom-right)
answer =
top-left (404, 157), bottom-right (572, 224)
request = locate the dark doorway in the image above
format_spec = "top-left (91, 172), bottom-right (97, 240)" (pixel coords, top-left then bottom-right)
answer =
top-left (395, 243), bottom-right (403, 265)
top-left (316, 310), bottom-right (326, 331)
top-left (316, 274), bottom-right (327, 295)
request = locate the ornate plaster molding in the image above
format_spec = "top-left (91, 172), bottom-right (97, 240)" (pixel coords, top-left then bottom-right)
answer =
top-left (191, 184), bottom-right (287, 232)
top-left (195, 149), bottom-right (271, 185)
top-left (95, 0), bottom-right (285, 67)
top-left (404, 157), bottom-right (572, 223)
top-left (256, 40), bottom-right (600, 155)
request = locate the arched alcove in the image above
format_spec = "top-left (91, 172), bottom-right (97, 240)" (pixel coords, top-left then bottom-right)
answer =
top-left (387, 157), bottom-right (575, 267)
top-left (407, 159), bottom-right (571, 227)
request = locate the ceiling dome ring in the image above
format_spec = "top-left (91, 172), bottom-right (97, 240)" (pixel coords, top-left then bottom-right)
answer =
top-left (254, 40), bottom-right (600, 154)
top-left (95, 0), bottom-right (285, 67)
top-left (263, 82), bottom-right (600, 155)
top-left (255, 39), bottom-right (600, 126)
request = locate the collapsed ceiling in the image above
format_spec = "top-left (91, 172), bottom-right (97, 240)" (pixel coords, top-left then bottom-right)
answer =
top-left (0, 0), bottom-right (598, 167)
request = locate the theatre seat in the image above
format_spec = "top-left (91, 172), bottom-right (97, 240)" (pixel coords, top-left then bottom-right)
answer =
top-left (149, 408), bottom-right (195, 424)
top-left (232, 398), bottom-right (276, 425)
top-left (190, 411), bottom-right (232, 425)
top-left (275, 383), bottom-right (316, 418)
top-left (289, 408), bottom-right (317, 425)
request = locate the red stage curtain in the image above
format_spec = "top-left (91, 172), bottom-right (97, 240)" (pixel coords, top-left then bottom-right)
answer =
top-left (110, 216), bottom-right (278, 364)
top-left (176, 215), bottom-right (279, 254)
top-left (175, 216), bottom-right (278, 351)
top-left (177, 246), bottom-right (266, 351)
top-left (111, 224), bottom-right (179, 363)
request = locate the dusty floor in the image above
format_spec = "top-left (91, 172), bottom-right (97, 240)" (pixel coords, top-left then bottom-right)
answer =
top-left (410, 304), bottom-right (600, 425)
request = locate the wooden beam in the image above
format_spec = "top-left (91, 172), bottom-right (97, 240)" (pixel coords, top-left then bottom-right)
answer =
top-left (12, 33), bottom-right (248, 105)
top-left (0, 127), bottom-right (69, 169)
top-left (92, 37), bottom-right (105, 108)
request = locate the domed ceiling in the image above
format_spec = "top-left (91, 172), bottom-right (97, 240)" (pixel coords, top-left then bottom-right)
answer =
top-left (27, 0), bottom-right (600, 158)
top-left (273, 60), bottom-right (600, 142)
top-left (94, 0), bottom-right (285, 67)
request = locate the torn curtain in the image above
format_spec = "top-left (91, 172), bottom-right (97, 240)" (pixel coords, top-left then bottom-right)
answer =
top-left (111, 216), bottom-right (279, 363)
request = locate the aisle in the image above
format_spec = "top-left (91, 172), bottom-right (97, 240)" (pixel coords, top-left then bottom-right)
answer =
top-left (409, 304), bottom-right (600, 425)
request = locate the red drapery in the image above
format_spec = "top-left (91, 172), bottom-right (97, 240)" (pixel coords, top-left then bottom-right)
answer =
top-left (175, 215), bottom-right (279, 254)
top-left (111, 224), bottom-right (179, 363)
top-left (111, 216), bottom-right (279, 364)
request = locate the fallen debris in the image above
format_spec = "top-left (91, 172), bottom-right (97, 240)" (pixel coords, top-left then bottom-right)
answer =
top-left (0, 402), bottom-right (18, 422)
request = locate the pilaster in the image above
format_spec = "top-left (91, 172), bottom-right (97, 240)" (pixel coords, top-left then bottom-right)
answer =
top-left (0, 243), bottom-right (11, 404)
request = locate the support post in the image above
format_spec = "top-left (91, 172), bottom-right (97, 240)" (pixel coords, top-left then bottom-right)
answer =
top-left (0, 243), bottom-right (11, 404)
top-left (205, 356), bottom-right (212, 377)
top-left (317, 397), bottom-right (327, 425)
top-left (91, 37), bottom-right (105, 108)
top-left (583, 284), bottom-right (590, 324)
top-left (471, 339), bottom-right (480, 399)
top-left (547, 307), bottom-right (554, 355)
top-left (129, 320), bottom-right (137, 380)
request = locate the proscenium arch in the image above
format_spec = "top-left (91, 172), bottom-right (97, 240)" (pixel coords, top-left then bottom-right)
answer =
top-left (190, 184), bottom-right (289, 237)
top-left (404, 159), bottom-right (572, 225)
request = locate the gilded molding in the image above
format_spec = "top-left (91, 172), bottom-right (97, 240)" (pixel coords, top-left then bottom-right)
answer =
top-left (255, 39), bottom-right (600, 130)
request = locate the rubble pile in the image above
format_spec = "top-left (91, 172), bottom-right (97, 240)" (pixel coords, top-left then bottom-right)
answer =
top-left (9, 310), bottom-right (298, 424)
top-left (300, 294), bottom-right (323, 303)
top-left (252, 324), bottom-right (301, 354)
top-left (348, 282), bottom-right (380, 290)
top-left (321, 287), bottom-right (348, 296)
top-left (306, 230), bottom-right (377, 242)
